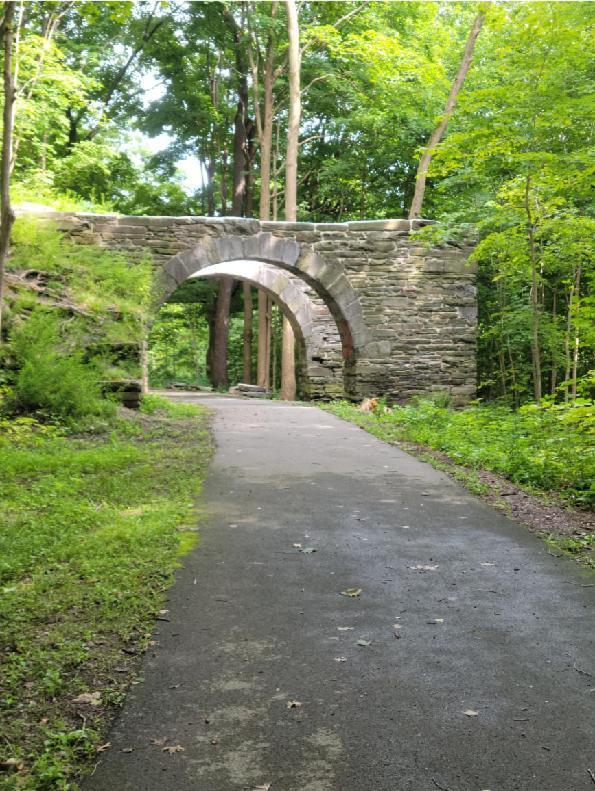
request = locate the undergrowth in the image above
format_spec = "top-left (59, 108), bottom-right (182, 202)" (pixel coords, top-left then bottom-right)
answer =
top-left (0, 400), bottom-right (211, 789)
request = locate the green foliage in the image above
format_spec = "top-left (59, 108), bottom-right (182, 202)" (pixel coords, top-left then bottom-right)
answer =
top-left (0, 408), bottom-right (212, 789)
top-left (10, 312), bottom-right (113, 422)
top-left (4, 218), bottom-right (153, 399)
top-left (326, 399), bottom-right (594, 507)
top-left (140, 393), bottom-right (204, 418)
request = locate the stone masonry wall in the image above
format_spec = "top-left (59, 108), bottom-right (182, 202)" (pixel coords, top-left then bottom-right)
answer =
top-left (49, 213), bottom-right (477, 402)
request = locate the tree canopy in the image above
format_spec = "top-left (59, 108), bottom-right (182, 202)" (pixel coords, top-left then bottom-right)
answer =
top-left (0, 0), bottom-right (592, 404)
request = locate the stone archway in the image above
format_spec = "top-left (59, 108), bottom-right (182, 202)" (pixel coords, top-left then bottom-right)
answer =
top-left (190, 260), bottom-right (344, 399)
top-left (49, 212), bottom-right (478, 404)
top-left (159, 232), bottom-right (369, 368)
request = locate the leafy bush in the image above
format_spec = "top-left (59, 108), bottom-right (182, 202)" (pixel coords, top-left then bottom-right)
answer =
top-left (10, 312), bottom-right (114, 422)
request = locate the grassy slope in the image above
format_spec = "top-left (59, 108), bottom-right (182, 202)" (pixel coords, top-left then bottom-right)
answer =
top-left (0, 399), bottom-right (212, 790)
top-left (323, 400), bottom-right (594, 564)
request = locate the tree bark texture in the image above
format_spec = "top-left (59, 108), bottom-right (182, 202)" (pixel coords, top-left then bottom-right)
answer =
top-left (242, 281), bottom-right (253, 383)
top-left (211, 278), bottom-right (233, 388)
top-left (0, 2), bottom-right (17, 344)
top-left (257, 288), bottom-right (269, 389)
top-left (284, 0), bottom-right (301, 222)
top-left (408, 12), bottom-right (484, 219)
top-left (280, 314), bottom-right (296, 400)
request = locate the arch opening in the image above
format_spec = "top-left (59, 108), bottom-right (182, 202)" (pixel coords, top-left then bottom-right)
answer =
top-left (159, 233), bottom-right (366, 398)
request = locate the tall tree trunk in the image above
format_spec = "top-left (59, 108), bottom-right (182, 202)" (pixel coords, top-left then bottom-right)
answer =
top-left (408, 12), bottom-right (484, 219)
top-left (0, 2), bottom-right (17, 344)
top-left (280, 314), bottom-right (296, 400)
top-left (257, 288), bottom-right (269, 389)
top-left (265, 295), bottom-right (272, 389)
top-left (223, 5), bottom-right (249, 216)
top-left (571, 266), bottom-right (581, 401)
top-left (272, 304), bottom-right (278, 390)
top-left (211, 278), bottom-right (233, 389)
top-left (550, 286), bottom-right (558, 395)
top-left (525, 176), bottom-right (542, 404)
top-left (259, 2), bottom-right (278, 220)
top-left (242, 281), bottom-right (253, 383)
top-left (284, 0), bottom-right (300, 222)
top-left (220, 149), bottom-right (228, 215)
top-left (279, 0), bottom-right (300, 400)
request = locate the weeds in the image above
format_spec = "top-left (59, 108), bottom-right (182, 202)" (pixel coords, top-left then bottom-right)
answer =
top-left (0, 405), bottom-right (212, 789)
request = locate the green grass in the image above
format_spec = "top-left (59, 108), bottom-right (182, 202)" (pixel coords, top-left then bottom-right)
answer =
top-left (0, 401), bottom-right (212, 789)
top-left (323, 399), bottom-right (594, 507)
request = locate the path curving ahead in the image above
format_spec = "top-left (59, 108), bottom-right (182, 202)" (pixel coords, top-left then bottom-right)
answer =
top-left (85, 395), bottom-right (595, 791)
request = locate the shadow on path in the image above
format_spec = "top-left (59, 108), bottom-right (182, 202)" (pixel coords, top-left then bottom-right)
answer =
top-left (84, 394), bottom-right (595, 791)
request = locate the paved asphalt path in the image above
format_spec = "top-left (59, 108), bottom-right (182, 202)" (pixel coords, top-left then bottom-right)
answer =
top-left (85, 395), bottom-right (595, 791)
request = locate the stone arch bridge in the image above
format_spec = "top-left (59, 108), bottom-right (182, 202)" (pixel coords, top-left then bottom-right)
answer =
top-left (53, 213), bottom-right (476, 402)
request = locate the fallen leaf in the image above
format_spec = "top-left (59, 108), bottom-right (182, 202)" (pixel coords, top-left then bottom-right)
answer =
top-left (337, 626), bottom-right (354, 631)
top-left (340, 588), bottom-right (362, 598)
top-left (409, 565), bottom-right (439, 571)
top-left (96, 742), bottom-right (111, 753)
top-left (356, 639), bottom-right (371, 647)
top-left (72, 691), bottom-right (101, 706)
top-left (286, 700), bottom-right (302, 708)
top-left (150, 737), bottom-right (168, 746)
top-left (463, 709), bottom-right (479, 717)
top-left (162, 745), bottom-right (185, 753)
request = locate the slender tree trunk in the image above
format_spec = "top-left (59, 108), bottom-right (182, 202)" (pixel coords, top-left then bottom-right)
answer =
top-left (265, 295), bottom-right (272, 389)
top-left (272, 305), bottom-right (278, 391)
top-left (284, 0), bottom-right (301, 222)
top-left (210, 278), bottom-right (233, 389)
top-left (280, 314), bottom-right (296, 400)
top-left (571, 266), bottom-right (581, 401)
top-left (408, 12), bottom-right (485, 219)
top-left (257, 288), bottom-right (269, 389)
top-left (550, 286), bottom-right (558, 395)
top-left (242, 281), bottom-right (253, 383)
top-left (259, 2), bottom-right (278, 220)
top-left (279, 0), bottom-right (300, 400)
top-left (525, 176), bottom-right (542, 404)
top-left (0, 2), bottom-right (17, 345)
top-left (223, 5), bottom-right (249, 216)
top-left (220, 149), bottom-right (228, 215)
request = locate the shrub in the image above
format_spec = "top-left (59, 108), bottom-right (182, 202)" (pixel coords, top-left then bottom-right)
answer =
top-left (11, 312), bottom-right (114, 421)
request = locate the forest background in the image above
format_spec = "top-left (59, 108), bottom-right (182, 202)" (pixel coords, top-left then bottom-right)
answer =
top-left (0, 0), bottom-right (592, 405)
top-left (0, 3), bottom-right (593, 786)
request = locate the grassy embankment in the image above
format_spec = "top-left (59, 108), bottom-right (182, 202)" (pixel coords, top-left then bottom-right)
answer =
top-left (0, 396), bottom-right (211, 790)
top-left (324, 399), bottom-right (594, 565)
